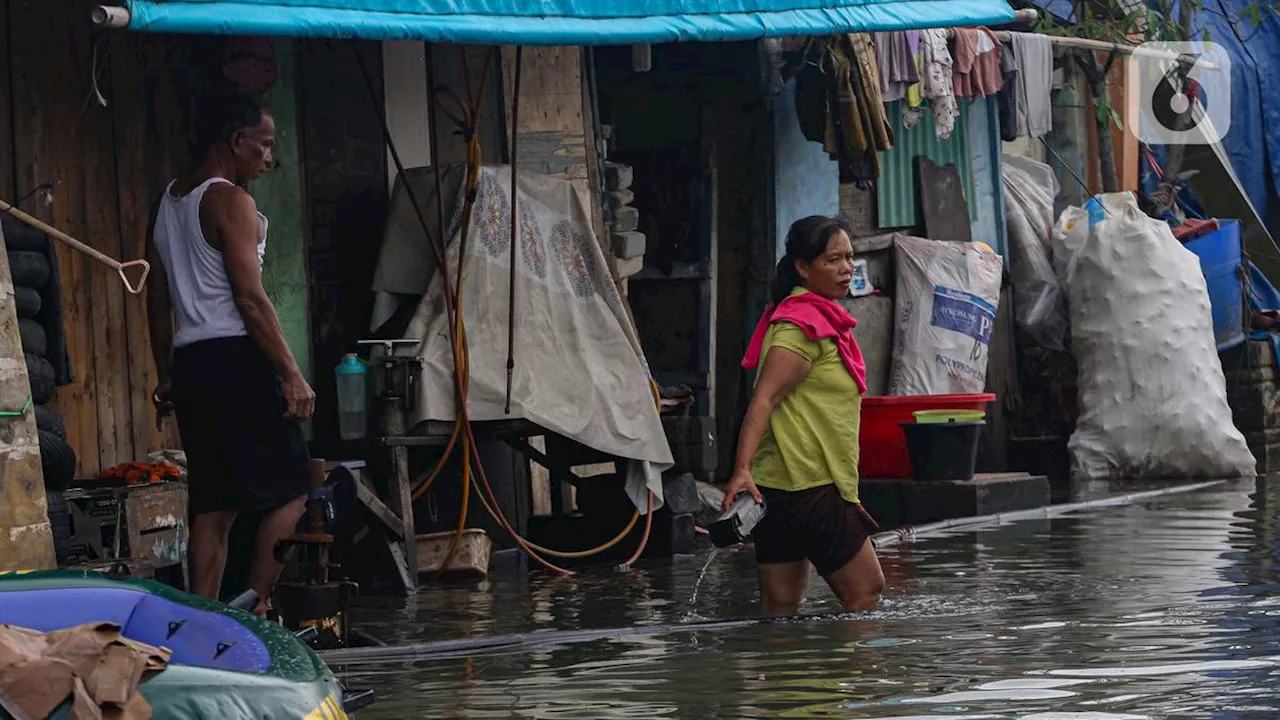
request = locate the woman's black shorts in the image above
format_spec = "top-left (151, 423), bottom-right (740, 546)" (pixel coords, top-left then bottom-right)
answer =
top-left (754, 483), bottom-right (878, 576)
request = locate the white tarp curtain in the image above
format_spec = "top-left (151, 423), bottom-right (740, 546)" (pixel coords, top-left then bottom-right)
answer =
top-left (373, 164), bottom-right (672, 512)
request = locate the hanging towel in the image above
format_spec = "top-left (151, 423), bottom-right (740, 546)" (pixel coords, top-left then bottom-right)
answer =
top-left (952, 28), bottom-right (1004, 100)
top-left (905, 30), bottom-right (924, 108)
top-left (872, 31), bottom-right (920, 103)
top-left (1009, 32), bottom-right (1053, 137)
top-left (742, 290), bottom-right (868, 394)
top-left (919, 29), bottom-right (958, 140)
top-left (998, 40), bottom-right (1019, 141)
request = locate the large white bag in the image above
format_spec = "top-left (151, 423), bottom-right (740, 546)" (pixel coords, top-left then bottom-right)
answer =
top-left (1001, 154), bottom-right (1069, 351)
top-left (1060, 192), bottom-right (1255, 479)
top-left (889, 235), bottom-right (1004, 396)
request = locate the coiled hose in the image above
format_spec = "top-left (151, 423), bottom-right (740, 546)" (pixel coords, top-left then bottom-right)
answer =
top-left (357, 44), bottom-right (657, 577)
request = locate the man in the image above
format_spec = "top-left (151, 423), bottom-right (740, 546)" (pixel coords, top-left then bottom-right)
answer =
top-left (147, 93), bottom-right (315, 617)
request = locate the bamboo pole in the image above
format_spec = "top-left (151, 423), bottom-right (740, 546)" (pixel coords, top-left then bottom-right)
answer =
top-left (0, 200), bottom-right (151, 295)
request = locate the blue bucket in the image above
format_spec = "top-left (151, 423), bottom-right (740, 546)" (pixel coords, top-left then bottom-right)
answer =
top-left (1184, 220), bottom-right (1246, 351)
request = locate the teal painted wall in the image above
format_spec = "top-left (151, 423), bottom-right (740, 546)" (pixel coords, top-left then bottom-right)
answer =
top-left (773, 79), bottom-right (840, 260)
top-left (250, 40), bottom-right (314, 433)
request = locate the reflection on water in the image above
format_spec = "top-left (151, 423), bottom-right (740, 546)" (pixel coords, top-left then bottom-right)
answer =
top-left (341, 477), bottom-right (1280, 718)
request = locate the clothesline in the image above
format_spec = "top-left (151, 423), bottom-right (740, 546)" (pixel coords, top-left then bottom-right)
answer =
top-left (942, 9), bottom-right (1221, 71)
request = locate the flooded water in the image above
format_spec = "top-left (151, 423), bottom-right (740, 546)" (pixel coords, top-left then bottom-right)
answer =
top-left (338, 477), bottom-right (1280, 718)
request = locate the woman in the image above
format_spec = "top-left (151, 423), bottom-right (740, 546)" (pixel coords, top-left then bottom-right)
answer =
top-left (726, 215), bottom-right (884, 616)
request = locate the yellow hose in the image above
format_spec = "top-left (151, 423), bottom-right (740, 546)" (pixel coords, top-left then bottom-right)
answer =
top-left (411, 46), bottom-right (659, 576)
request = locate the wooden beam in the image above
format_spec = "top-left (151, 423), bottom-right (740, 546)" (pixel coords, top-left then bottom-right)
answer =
top-left (383, 403), bottom-right (417, 593)
top-left (353, 475), bottom-right (406, 540)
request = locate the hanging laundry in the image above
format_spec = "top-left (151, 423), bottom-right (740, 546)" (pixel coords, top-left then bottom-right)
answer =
top-left (872, 31), bottom-right (920, 103)
top-left (1003, 33), bottom-right (1054, 138)
top-left (999, 41), bottom-right (1018, 141)
top-left (850, 34), bottom-right (893, 151)
top-left (918, 29), bottom-right (958, 140)
top-left (793, 34), bottom-right (894, 186)
top-left (951, 27), bottom-right (1004, 100)
top-left (904, 31), bottom-right (923, 109)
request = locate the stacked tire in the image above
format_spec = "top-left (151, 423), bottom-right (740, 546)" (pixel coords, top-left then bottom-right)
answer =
top-left (5, 215), bottom-right (76, 563)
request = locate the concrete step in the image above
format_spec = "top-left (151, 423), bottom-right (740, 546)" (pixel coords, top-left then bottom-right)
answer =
top-left (1247, 440), bottom-right (1280, 474)
top-left (1221, 340), bottom-right (1275, 373)
top-left (860, 473), bottom-right (1051, 530)
top-left (1227, 380), bottom-right (1280, 432)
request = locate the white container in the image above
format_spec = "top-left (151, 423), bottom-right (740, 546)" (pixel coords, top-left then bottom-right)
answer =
top-left (850, 258), bottom-right (873, 297)
top-left (335, 353), bottom-right (367, 441)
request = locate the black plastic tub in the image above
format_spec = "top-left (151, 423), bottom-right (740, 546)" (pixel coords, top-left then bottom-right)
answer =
top-left (901, 420), bottom-right (985, 482)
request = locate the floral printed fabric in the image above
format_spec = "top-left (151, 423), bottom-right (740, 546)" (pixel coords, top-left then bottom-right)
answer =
top-left (918, 28), bottom-right (958, 140)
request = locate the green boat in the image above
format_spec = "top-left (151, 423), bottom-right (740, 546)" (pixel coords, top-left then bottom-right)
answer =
top-left (0, 569), bottom-right (361, 719)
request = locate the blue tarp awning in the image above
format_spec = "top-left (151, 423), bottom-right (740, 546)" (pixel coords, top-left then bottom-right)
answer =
top-left (120, 0), bottom-right (1017, 45)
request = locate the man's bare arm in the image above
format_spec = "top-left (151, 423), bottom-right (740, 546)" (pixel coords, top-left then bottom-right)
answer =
top-left (204, 184), bottom-right (315, 420)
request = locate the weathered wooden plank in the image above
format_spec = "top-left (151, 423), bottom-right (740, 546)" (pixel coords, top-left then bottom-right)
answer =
top-left (354, 476), bottom-right (406, 540)
top-left (54, 0), bottom-right (133, 472)
top-left (499, 46), bottom-right (590, 199)
top-left (9, 0), bottom-right (100, 475)
top-left (122, 482), bottom-right (188, 569)
top-left (110, 33), bottom-right (191, 460)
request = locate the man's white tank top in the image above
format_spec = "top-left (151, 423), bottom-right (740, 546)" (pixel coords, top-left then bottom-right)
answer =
top-left (154, 178), bottom-right (267, 348)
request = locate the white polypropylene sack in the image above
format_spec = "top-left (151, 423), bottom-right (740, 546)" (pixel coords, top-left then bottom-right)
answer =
top-left (889, 235), bottom-right (1004, 396)
top-left (1063, 192), bottom-right (1255, 480)
top-left (1001, 154), bottom-right (1069, 350)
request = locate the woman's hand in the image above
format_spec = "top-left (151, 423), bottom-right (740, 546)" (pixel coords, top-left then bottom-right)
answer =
top-left (723, 468), bottom-right (763, 511)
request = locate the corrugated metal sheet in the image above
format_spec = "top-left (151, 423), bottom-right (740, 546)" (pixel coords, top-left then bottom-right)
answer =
top-left (876, 101), bottom-right (976, 229)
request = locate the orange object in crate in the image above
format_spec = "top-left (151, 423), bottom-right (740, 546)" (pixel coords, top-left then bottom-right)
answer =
top-left (99, 462), bottom-right (183, 486)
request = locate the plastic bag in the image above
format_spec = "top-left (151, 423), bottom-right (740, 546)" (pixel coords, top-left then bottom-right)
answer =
top-left (1064, 192), bottom-right (1255, 479)
top-left (888, 234), bottom-right (1004, 395)
top-left (1001, 154), bottom-right (1069, 350)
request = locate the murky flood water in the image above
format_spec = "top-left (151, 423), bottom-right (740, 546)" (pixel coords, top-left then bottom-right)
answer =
top-left (338, 477), bottom-right (1280, 718)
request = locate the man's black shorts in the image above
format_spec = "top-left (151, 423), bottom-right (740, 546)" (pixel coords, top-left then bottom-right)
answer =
top-left (172, 336), bottom-right (309, 515)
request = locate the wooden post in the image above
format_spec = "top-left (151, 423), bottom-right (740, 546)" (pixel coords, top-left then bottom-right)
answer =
top-left (385, 403), bottom-right (418, 592)
top-left (0, 227), bottom-right (57, 570)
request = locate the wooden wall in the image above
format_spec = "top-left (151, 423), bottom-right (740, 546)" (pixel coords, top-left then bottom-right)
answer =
top-left (1, 3), bottom-right (318, 474)
top-left (3, 0), bottom-right (191, 475)
top-left (0, 7), bottom-right (608, 479)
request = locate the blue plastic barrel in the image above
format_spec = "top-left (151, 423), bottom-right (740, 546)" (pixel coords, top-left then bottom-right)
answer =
top-left (1184, 220), bottom-right (1245, 351)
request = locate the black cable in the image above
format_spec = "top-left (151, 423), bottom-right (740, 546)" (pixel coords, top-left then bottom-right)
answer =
top-left (505, 47), bottom-right (523, 415)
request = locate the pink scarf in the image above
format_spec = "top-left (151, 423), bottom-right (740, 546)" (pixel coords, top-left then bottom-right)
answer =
top-left (741, 292), bottom-right (868, 394)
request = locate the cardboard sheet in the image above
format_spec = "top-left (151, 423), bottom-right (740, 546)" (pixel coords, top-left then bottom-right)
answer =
top-left (0, 622), bottom-right (169, 719)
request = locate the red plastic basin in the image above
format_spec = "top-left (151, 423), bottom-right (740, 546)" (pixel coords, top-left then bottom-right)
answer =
top-left (859, 394), bottom-right (996, 479)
